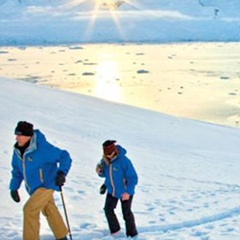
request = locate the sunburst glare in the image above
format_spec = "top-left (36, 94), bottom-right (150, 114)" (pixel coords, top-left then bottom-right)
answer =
top-left (61, 0), bottom-right (145, 40)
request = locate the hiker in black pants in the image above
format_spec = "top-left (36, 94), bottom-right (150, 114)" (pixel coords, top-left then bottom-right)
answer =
top-left (96, 140), bottom-right (138, 239)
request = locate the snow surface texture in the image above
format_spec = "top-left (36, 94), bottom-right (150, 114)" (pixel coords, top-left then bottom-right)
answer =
top-left (0, 75), bottom-right (240, 240)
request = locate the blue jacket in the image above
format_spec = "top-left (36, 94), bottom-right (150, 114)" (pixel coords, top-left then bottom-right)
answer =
top-left (9, 130), bottom-right (72, 195)
top-left (97, 145), bottom-right (138, 199)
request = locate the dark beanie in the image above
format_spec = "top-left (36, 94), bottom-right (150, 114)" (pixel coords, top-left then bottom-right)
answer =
top-left (102, 140), bottom-right (117, 155)
top-left (14, 121), bottom-right (34, 136)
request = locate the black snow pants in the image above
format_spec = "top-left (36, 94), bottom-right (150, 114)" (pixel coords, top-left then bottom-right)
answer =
top-left (104, 193), bottom-right (138, 237)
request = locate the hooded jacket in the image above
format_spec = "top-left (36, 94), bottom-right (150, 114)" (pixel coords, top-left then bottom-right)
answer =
top-left (97, 145), bottom-right (138, 199)
top-left (9, 130), bottom-right (72, 195)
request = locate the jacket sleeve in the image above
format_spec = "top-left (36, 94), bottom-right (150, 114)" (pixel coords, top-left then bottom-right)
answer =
top-left (47, 143), bottom-right (72, 176)
top-left (96, 159), bottom-right (106, 178)
top-left (125, 159), bottom-right (138, 195)
top-left (57, 150), bottom-right (72, 175)
top-left (9, 154), bottom-right (23, 190)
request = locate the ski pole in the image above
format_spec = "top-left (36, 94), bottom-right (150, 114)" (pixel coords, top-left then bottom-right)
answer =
top-left (60, 186), bottom-right (73, 240)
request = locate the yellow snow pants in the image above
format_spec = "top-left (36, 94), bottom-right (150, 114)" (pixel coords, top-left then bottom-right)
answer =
top-left (23, 188), bottom-right (68, 240)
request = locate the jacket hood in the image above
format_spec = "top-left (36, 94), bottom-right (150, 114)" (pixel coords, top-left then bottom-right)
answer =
top-left (34, 129), bottom-right (46, 143)
top-left (117, 145), bottom-right (127, 156)
top-left (26, 129), bottom-right (46, 152)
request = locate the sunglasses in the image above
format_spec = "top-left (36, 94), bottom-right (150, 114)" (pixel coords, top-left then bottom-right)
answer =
top-left (106, 151), bottom-right (116, 157)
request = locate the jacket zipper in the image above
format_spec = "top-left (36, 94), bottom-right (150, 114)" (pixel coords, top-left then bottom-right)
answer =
top-left (109, 164), bottom-right (116, 197)
top-left (22, 155), bottom-right (31, 194)
top-left (39, 169), bottom-right (44, 183)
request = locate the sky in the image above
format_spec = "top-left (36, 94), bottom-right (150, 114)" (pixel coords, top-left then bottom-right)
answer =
top-left (0, 0), bottom-right (240, 45)
top-left (0, 0), bottom-right (240, 240)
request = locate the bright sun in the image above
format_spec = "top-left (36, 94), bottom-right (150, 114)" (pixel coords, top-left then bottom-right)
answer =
top-left (65, 0), bottom-right (137, 11)
top-left (93, 0), bottom-right (126, 11)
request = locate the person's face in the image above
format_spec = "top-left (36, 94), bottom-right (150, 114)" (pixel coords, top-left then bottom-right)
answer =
top-left (15, 135), bottom-right (31, 147)
top-left (106, 151), bottom-right (116, 159)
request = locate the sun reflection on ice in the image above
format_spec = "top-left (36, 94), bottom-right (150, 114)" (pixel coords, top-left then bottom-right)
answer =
top-left (94, 59), bottom-right (123, 103)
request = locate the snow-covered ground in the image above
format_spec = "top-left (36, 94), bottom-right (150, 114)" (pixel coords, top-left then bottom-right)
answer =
top-left (0, 0), bottom-right (240, 239)
top-left (1, 75), bottom-right (240, 240)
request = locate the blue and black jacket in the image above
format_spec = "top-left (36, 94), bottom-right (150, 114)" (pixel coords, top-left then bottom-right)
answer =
top-left (97, 145), bottom-right (138, 199)
top-left (9, 130), bottom-right (72, 195)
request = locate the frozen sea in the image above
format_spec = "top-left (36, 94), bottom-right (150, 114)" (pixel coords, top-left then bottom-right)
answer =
top-left (0, 42), bottom-right (239, 127)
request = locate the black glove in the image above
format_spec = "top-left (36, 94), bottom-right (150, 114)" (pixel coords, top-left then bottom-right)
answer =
top-left (10, 190), bottom-right (20, 203)
top-left (99, 183), bottom-right (107, 195)
top-left (55, 171), bottom-right (66, 186)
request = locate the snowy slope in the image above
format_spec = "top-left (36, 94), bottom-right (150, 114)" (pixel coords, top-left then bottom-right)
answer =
top-left (0, 77), bottom-right (240, 239)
